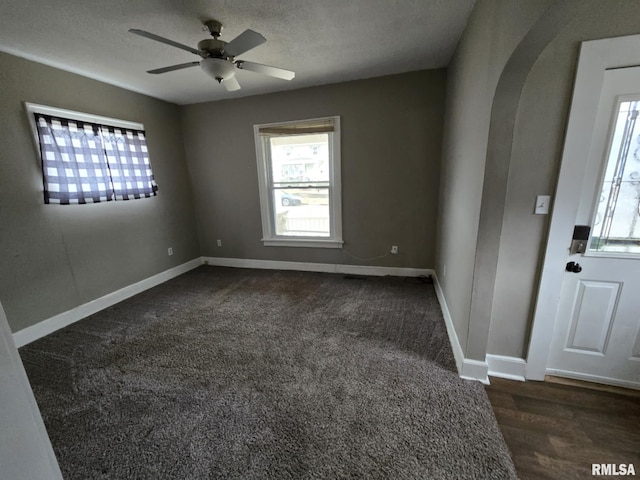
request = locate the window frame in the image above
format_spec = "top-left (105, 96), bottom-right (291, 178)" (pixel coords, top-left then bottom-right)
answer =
top-left (254, 116), bottom-right (343, 248)
top-left (25, 102), bottom-right (156, 204)
top-left (25, 103), bottom-right (144, 137)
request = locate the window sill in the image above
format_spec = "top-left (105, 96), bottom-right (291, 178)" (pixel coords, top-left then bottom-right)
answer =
top-left (262, 238), bottom-right (344, 249)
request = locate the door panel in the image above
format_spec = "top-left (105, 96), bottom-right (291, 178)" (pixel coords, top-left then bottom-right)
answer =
top-left (565, 280), bottom-right (619, 354)
top-left (632, 327), bottom-right (640, 359)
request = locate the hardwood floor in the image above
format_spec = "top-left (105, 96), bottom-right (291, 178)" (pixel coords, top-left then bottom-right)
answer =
top-left (485, 377), bottom-right (640, 479)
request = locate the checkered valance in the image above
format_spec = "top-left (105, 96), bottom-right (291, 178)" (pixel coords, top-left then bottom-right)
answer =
top-left (34, 114), bottom-right (158, 204)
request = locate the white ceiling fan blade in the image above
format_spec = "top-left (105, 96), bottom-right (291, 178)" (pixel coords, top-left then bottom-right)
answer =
top-left (224, 29), bottom-right (266, 57)
top-left (147, 61), bottom-right (200, 74)
top-left (129, 29), bottom-right (202, 56)
top-left (222, 76), bottom-right (241, 92)
top-left (236, 61), bottom-right (295, 81)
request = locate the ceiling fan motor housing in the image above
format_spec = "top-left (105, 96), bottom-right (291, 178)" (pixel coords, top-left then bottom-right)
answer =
top-left (197, 38), bottom-right (228, 58)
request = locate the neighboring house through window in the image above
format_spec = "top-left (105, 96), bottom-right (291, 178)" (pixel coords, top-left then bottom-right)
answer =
top-left (254, 116), bottom-right (342, 248)
top-left (25, 103), bottom-right (158, 204)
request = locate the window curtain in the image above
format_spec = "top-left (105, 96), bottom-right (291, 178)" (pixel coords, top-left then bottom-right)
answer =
top-left (35, 114), bottom-right (112, 204)
top-left (34, 114), bottom-right (158, 204)
top-left (100, 126), bottom-right (158, 200)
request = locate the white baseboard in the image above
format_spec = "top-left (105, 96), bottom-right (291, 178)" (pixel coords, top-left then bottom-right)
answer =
top-left (461, 359), bottom-right (490, 384)
top-left (431, 272), bottom-right (464, 374)
top-left (431, 272), bottom-right (489, 384)
top-left (487, 354), bottom-right (526, 381)
top-left (202, 257), bottom-right (433, 278)
top-left (12, 258), bottom-right (203, 348)
top-left (546, 368), bottom-right (640, 391)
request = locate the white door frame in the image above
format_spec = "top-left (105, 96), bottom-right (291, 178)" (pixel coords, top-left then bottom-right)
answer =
top-left (527, 34), bottom-right (640, 380)
top-left (0, 301), bottom-right (63, 478)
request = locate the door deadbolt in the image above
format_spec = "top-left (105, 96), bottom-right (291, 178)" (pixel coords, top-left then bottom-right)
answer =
top-left (565, 261), bottom-right (582, 273)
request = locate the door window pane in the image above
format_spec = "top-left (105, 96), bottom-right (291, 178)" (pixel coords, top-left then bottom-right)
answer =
top-left (590, 100), bottom-right (640, 254)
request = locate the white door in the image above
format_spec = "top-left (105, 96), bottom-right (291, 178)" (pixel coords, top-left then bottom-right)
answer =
top-left (546, 66), bottom-right (640, 389)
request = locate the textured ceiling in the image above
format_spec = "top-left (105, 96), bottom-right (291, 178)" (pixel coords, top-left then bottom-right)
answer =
top-left (0, 0), bottom-right (475, 105)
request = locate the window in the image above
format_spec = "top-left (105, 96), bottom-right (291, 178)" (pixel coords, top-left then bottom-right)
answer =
top-left (25, 103), bottom-right (158, 204)
top-left (254, 116), bottom-right (342, 248)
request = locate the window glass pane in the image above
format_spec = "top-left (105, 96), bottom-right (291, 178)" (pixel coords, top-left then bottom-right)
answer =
top-left (270, 134), bottom-right (330, 185)
top-left (273, 188), bottom-right (330, 237)
top-left (590, 100), bottom-right (640, 254)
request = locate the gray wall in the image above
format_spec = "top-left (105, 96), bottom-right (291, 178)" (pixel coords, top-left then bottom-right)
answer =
top-left (0, 52), bottom-right (200, 333)
top-left (181, 70), bottom-right (445, 268)
top-left (435, 0), bottom-right (553, 356)
top-left (487, 0), bottom-right (640, 357)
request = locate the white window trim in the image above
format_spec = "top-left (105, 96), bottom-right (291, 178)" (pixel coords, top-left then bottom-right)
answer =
top-left (25, 102), bottom-right (144, 154)
top-left (254, 116), bottom-right (343, 248)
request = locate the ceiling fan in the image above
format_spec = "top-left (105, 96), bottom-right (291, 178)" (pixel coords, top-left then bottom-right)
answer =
top-left (129, 19), bottom-right (295, 92)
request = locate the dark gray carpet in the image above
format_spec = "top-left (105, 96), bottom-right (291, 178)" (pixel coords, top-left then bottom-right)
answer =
top-left (20, 266), bottom-right (517, 479)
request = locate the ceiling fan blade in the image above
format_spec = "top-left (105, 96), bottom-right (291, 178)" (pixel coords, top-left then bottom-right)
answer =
top-left (222, 76), bottom-right (241, 92)
top-left (236, 61), bottom-right (295, 81)
top-left (147, 61), bottom-right (200, 74)
top-left (224, 29), bottom-right (266, 57)
top-left (129, 29), bottom-right (202, 56)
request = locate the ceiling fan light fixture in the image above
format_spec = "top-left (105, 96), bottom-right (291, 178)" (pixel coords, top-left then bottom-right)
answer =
top-left (200, 57), bottom-right (235, 82)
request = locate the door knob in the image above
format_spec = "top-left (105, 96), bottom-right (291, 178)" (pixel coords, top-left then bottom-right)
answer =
top-left (566, 261), bottom-right (582, 273)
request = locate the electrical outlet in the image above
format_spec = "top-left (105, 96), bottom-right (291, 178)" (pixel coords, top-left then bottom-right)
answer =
top-left (391, 245), bottom-right (398, 254)
top-left (217, 239), bottom-right (222, 247)
top-left (168, 247), bottom-right (173, 256)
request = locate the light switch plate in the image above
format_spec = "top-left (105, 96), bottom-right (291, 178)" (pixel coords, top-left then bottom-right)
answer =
top-left (535, 195), bottom-right (551, 215)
